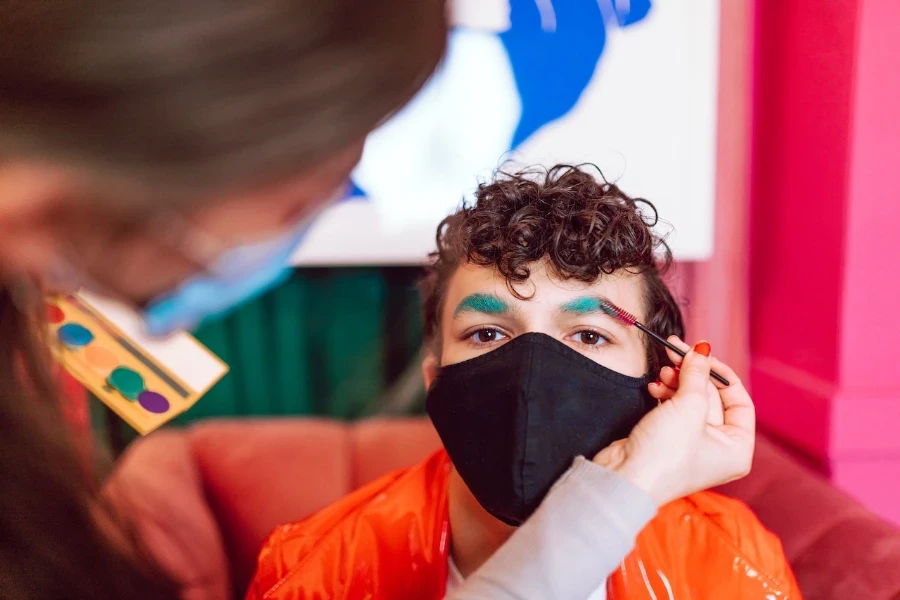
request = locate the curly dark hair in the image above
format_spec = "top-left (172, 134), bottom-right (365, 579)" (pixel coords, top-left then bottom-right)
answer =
top-left (420, 164), bottom-right (685, 376)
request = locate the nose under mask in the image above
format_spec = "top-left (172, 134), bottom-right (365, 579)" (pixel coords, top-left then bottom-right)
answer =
top-left (426, 332), bottom-right (657, 526)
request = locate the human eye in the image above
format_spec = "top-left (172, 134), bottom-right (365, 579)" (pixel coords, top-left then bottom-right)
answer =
top-left (566, 329), bottom-right (611, 350)
top-left (466, 328), bottom-right (510, 347)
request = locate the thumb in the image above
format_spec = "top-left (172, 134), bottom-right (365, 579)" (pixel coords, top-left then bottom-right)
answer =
top-left (593, 438), bottom-right (627, 469)
top-left (673, 341), bottom-right (712, 406)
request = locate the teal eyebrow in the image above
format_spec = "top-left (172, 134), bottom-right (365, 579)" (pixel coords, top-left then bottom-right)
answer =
top-left (453, 293), bottom-right (510, 318)
top-left (559, 296), bottom-right (604, 315)
top-left (560, 296), bottom-right (629, 331)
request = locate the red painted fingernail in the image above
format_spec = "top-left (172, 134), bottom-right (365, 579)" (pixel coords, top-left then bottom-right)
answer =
top-left (693, 341), bottom-right (711, 357)
top-left (653, 380), bottom-right (662, 386)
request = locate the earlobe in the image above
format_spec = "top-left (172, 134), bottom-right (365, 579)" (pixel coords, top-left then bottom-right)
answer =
top-left (421, 353), bottom-right (439, 389)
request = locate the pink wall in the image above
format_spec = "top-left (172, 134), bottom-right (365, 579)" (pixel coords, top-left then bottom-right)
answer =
top-left (679, 0), bottom-right (753, 376)
top-left (749, 0), bottom-right (900, 522)
top-left (833, 0), bottom-right (900, 520)
top-left (749, 0), bottom-right (857, 457)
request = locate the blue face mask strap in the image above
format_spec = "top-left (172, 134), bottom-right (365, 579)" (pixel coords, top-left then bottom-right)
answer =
top-left (141, 215), bottom-right (315, 336)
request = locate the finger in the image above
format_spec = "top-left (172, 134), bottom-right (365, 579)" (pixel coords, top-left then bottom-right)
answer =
top-left (664, 335), bottom-right (691, 366)
top-left (648, 381), bottom-right (676, 401)
top-left (671, 342), bottom-right (712, 410)
top-left (707, 353), bottom-right (734, 390)
top-left (694, 354), bottom-right (755, 434)
top-left (592, 438), bottom-right (627, 469)
top-left (706, 380), bottom-right (725, 426)
top-left (668, 336), bottom-right (732, 390)
top-left (714, 368), bottom-right (756, 435)
top-left (707, 355), bottom-right (738, 388)
top-left (659, 366), bottom-right (680, 390)
top-left (667, 335), bottom-right (690, 351)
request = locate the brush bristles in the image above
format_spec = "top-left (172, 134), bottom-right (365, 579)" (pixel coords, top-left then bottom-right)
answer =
top-left (598, 299), bottom-right (638, 327)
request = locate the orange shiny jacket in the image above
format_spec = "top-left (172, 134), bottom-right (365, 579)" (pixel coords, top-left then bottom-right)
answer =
top-left (247, 450), bottom-right (801, 599)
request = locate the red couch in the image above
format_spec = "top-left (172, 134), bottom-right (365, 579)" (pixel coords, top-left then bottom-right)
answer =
top-left (107, 418), bottom-right (900, 599)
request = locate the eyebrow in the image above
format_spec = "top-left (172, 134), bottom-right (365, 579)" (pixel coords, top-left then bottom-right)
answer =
top-left (453, 293), bottom-right (510, 318)
top-left (559, 296), bottom-right (630, 329)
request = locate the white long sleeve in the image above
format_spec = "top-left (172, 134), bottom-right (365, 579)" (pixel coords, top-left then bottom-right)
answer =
top-left (446, 457), bottom-right (657, 599)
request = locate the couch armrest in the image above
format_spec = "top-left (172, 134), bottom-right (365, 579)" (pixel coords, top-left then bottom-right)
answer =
top-left (719, 436), bottom-right (900, 599)
top-left (349, 417), bottom-right (441, 488)
top-left (105, 429), bottom-right (231, 600)
top-left (186, 418), bottom-right (353, 594)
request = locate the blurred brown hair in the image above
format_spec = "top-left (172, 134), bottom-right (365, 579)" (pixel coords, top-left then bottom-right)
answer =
top-left (0, 282), bottom-right (179, 599)
top-left (0, 0), bottom-right (446, 195)
top-left (0, 1), bottom-right (447, 597)
top-left (420, 164), bottom-right (685, 375)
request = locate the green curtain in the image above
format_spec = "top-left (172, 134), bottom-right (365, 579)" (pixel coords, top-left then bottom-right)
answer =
top-left (94, 267), bottom-right (427, 450)
top-left (180, 266), bottom-right (426, 421)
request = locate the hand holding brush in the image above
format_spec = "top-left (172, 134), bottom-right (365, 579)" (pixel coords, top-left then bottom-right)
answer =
top-left (596, 298), bottom-right (731, 386)
top-left (594, 340), bottom-right (755, 507)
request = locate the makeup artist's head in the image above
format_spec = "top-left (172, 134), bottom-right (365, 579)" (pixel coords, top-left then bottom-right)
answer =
top-left (420, 165), bottom-right (685, 535)
top-left (0, 2), bottom-right (445, 598)
top-left (0, 0), bottom-right (445, 307)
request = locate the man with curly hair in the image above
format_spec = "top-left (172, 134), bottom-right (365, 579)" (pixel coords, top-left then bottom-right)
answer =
top-left (247, 165), bottom-right (801, 599)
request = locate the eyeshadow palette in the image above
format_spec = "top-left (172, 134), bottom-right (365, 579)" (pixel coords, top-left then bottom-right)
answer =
top-left (47, 292), bottom-right (229, 435)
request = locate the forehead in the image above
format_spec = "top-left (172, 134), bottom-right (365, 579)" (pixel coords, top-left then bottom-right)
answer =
top-left (441, 260), bottom-right (647, 323)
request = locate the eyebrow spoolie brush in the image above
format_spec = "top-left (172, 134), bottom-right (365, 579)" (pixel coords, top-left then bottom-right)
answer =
top-left (597, 299), bottom-right (730, 387)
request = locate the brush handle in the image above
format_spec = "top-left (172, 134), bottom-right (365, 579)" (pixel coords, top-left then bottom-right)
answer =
top-left (635, 323), bottom-right (731, 387)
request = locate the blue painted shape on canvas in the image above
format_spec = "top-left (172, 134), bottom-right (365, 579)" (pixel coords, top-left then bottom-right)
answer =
top-left (501, 0), bottom-right (652, 147)
top-left (348, 0), bottom-right (652, 200)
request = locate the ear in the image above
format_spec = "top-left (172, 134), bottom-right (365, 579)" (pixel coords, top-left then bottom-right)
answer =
top-left (421, 352), bottom-right (440, 389)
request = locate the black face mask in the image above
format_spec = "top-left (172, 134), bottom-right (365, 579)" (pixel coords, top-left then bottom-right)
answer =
top-left (426, 332), bottom-right (656, 526)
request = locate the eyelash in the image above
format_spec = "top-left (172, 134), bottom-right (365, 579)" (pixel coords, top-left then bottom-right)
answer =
top-left (465, 328), bottom-right (510, 347)
top-left (567, 328), bottom-right (612, 351)
top-left (464, 327), bottom-right (612, 350)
